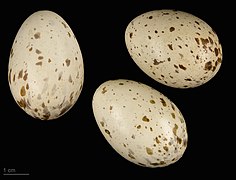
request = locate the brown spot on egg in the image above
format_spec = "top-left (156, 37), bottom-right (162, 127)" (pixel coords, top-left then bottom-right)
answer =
top-left (26, 83), bottom-right (29, 90)
top-left (119, 82), bottom-right (124, 85)
top-left (217, 57), bottom-right (222, 64)
top-left (61, 21), bottom-right (67, 28)
top-left (100, 121), bottom-right (105, 127)
top-left (168, 44), bottom-right (173, 50)
top-left (163, 146), bottom-right (169, 151)
top-left (201, 37), bottom-right (209, 46)
top-left (105, 129), bottom-right (112, 138)
top-left (102, 87), bottom-right (107, 94)
top-left (29, 47), bottom-right (33, 51)
top-left (20, 86), bottom-right (26, 96)
top-left (142, 115), bottom-right (150, 122)
top-left (171, 113), bottom-right (175, 119)
top-left (36, 62), bottom-right (42, 66)
top-left (43, 106), bottom-right (51, 120)
top-left (173, 124), bottom-right (178, 136)
top-left (48, 58), bottom-right (52, 63)
top-left (184, 78), bottom-right (192, 81)
top-left (58, 72), bottom-right (63, 80)
top-left (8, 69), bottom-right (12, 84)
top-left (59, 104), bottom-right (72, 116)
top-left (10, 48), bottom-right (14, 58)
top-left (65, 59), bottom-right (70, 67)
top-left (177, 137), bottom-right (182, 144)
top-left (129, 32), bottom-right (133, 39)
top-left (204, 61), bottom-right (212, 70)
top-left (38, 56), bottom-right (43, 60)
top-left (128, 149), bottom-right (135, 159)
top-left (209, 36), bottom-right (213, 44)
top-left (68, 75), bottom-right (73, 83)
top-left (183, 138), bottom-right (188, 147)
top-left (23, 72), bottom-right (28, 81)
top-left (195, 38), bottom-right (200, 45)
top-left (153, 59), bottom-right (164, 65)
top-left (67, 32), bottom-right (71, 37)
top-left (146, 147), bottom-right (153, 155)
top-left (35, 49), bottom-right (41, 54)
top-left (155, 137), bottom-right (161, 144)
top-left (70, 92), bottom-right (74, 103)
top-left (34, 32), bottom-right (40, 39)
top-left (18, 69), bottom-right (23, 79)
top-left (179, 64), bottom-right (187, 70)
top-left (17, 98), bottom-right (26, 109)
top-left (137, 125), bottom-right (141, 129)
top-left (169, 27), bottom-right (175, 32)
top-left (150, 99), bottom-right (155, 104)
top-left (214, 47), bottom-right (219, 56)
top-left (160, 98), bottom-right (166, 107)
top-left (109, 106), bottom-right (113, 110)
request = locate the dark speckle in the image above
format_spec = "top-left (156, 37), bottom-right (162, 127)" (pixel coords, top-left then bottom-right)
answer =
top-left (160, 98), bottom-right (166, 107)
top-left (58, 72), bottom-right (63, 80)
top-left (153, 59), bottom-right (164, 65)
top-left (36, 62), bottom-right (42, 66)
top-left (167, 44), bottom-right (173, 50)
top-left (23, 72), bottom-right (28, 81)
top-left (204, 61), bottom-right (212, 71)
top-left (102, 87), bottom-right (107, 94)
top-left (20, 86), bottom-right (26, 96)
top-left (59, 104), bottom-right (72, 116)
top-left (38, 56), bottom-right (44, 60)
top-left (36, 49), bottom-right (41, 54)
top-left (17, 98), bottom-right (26, 109)
top-left (173, 124), bottom-right (178, 136)
top-left (68, 75), bottom-right (73, 83)
top-left (34, 32), bottom-right (40, 39)
top-left (179, 64), bottom-right (187, 70)
top-left (18, 69), bottom-right (23, 79)
top-left (150, 100), bottom-right (155, 104)
top-left (61, 22), bottom-right (67, 28)
top-left (65, 59), bottom-right (71, 67)
top-left (146, 147), bottom-right (153, 155)
top-left (10, 48), bottom-right (14, 58)
top-left (142, 116), bottom-right (150, 122)
top-left (214, 48), bottom-right (219, 56)
top-left (119, 82), bottom-right (124, 85)
top-left (148, 16), bottom-right (153, 19)
top-left (169, 27), bottom-right (175, 32)
top-left (8, 69), bottom-right (12, 84)
top-left (105, 129), bottom-right (112, 138)
top-left (129, 32), bottom-right (133, 39)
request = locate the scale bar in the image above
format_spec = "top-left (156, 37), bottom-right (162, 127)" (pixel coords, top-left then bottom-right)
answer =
top-left (3, 173), bottom-right (30, 175)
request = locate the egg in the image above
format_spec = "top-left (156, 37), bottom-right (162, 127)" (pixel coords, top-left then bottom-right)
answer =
top-left (8, 10), bottom-right (84, 120)
top-left (92, 79), bottom-right (188, 167)
top-left (125, 9), bottom-right (222, 88)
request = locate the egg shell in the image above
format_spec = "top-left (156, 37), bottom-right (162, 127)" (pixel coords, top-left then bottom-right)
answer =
top-left (8, 10), bottom-right (84, 120)
top-left (92, 79), bottom-right (188, 167)
top-left (125, 9), bottom-right (222, 88)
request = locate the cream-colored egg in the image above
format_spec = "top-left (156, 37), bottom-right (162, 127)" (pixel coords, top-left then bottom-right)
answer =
top-left (8, 10), bottom-right (84, 120)
top-left (125, 9), bottom-right (222, 88)
top-left (92, 79), bottom-right (188, 167)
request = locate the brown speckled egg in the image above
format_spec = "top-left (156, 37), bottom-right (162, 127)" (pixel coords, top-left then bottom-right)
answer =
top-left (8, 10), bottom-right (84, 120)
top-left (92, 79), bottom-right (188, 167)
top-left (125, 9), bottom-right (222, 88)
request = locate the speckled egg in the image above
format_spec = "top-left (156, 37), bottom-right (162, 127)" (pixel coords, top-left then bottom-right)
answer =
top-left (125, 9), bottom-right (222, 88)
top-left (8, 10), bottom-right (84, 120)
top-left (92, 79), bottom-right (188, 167)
